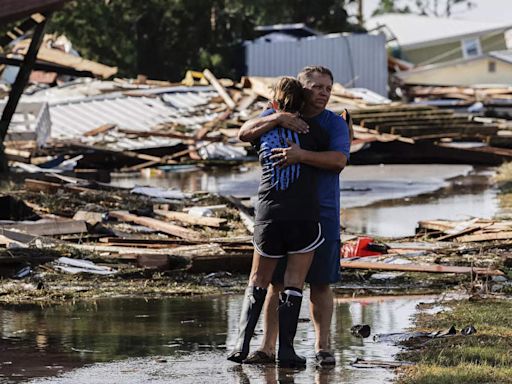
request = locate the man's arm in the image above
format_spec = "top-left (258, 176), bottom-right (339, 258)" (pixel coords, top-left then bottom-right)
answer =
top-left (238, 112), bottom-right (309, 142)
top-left (270, 113), bottom-right (351, 173)
top-left (270, 141), bottom-right (347, 173)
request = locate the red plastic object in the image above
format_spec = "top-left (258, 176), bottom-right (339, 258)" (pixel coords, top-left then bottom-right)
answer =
top-left (341, 236), bottom-right (382, 258)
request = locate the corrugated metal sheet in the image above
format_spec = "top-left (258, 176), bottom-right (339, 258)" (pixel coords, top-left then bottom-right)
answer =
top-left (245, 33), bottom-right (387, 96)
top-left (49, 88), bottom-right (219, 140)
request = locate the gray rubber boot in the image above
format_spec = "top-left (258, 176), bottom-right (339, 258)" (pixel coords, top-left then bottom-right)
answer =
top-left (227, 286), bottom-right (267, 363)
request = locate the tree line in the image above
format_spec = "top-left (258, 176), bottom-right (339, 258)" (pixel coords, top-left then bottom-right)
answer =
top-left (47, 0), bottom-right (363, 81)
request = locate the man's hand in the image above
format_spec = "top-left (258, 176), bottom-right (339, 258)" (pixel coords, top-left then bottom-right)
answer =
top-left (277, 112), bottom-right (309, 134)
top-left (270, 139), bottom-right (304, 167)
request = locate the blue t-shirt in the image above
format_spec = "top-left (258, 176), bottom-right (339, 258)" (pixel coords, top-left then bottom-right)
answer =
top-left (257, 109), bottom-right (351, 240)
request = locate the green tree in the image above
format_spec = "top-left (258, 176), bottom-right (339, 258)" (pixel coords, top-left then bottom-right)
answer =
top-left (372, 0), bottom-right (475, 18)
top-left (46, 0), bottom-right (360, 81)
top-left (372, 0), bottom-right (411, 16)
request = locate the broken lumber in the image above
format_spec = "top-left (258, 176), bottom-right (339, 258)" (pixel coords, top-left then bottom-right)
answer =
top-left (221, 195), bottom-right (254, 234)
top-left (455, 231), bottom-right (512, 243)
top-left (203, 69), bottom-right (236, 109)
top-left (154, 209), bottom-right (226, 228)
top-left (108, 211), bottom-right (201, 241)
top-left (83, 123), bottom-right (117, 137)
top-left (340, 260), bottom-right (504, 276)
top-left (1, 220), bottom-right (88, 236)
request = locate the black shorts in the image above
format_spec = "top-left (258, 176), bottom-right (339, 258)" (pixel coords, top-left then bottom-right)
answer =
top-left (253, 221), bottom-right (324, 258)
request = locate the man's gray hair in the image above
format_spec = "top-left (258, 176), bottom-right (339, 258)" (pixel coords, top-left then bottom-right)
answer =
top-left (297, 66), bottom-right (334, 85)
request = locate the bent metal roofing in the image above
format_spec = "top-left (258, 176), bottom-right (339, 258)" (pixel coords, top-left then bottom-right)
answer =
top-left (48, 86), bottom-right (220, 141)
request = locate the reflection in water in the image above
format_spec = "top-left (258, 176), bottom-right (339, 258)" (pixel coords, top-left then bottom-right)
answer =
top-left (1, 294), bottom-right (431, 383)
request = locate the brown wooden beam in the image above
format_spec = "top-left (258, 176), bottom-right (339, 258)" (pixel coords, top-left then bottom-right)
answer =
top-left (0, 55), bottom-right (95, 78)
top-left (0, 13), bottom-right (49, 173)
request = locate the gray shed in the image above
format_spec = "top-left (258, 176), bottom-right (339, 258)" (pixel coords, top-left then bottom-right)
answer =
top-left (245, 32), bottom-right (388, 96)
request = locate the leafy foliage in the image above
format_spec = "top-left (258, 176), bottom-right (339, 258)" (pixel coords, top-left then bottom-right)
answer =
top-left (372, 0), bottom-right (475, 17)
top-left (46, 0), bottom-right (361, 81)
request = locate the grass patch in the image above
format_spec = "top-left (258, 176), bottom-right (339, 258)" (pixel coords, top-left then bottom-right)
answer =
top-left (398, 363), bottom-right (512, 384)
top-left (397, 298), bottom-right (512, 384)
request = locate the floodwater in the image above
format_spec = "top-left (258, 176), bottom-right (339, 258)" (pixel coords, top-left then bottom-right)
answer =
top-left (111, 164), bottom-right (498, 237)
top-left (0, 293), bottom-right (432, 384)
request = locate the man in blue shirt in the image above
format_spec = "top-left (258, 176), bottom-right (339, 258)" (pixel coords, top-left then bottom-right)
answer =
top-left (237, 66), bottom-right (351, 366)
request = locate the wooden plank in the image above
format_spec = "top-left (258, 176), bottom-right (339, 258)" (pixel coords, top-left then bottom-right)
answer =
top-left (154, 209), bottom-right (226, 228)
top-left (0, 14), bottom-right (47, 158)
top-left (24, 178), bottom-right (92, 194)
top-left (187, 252), bottom-right (252, 273)
top-left (73, 211), bottom-right (105, 226)
top-left (203, 69), bottom-right (236, 109)
top-left (109, 210), bottom-right (201, 241)
top-left (417, 220), bottom-right (458, 232)
top-left (352, 110), bottom-right (455, 119)
top-left (236, 92), bottom-right (258, 112)
top-left (83, 123), bottom-right (116, 137)
top-left (16, 41), bottom-right (117, 78)
top-left (68, 142), bottom-right (178, 165)
top-left (340, 260), bottom-right (504, 276)
top-left (456, 231), bottom-right (512, 243)
top-left (98, 237), bottom-right (195, 246)
top-left (391, 125), bottom-right (498, 137)
top-left (1, 219), bottom-right (88, 236)
top-left (221, 195), bottom-right (254, 234)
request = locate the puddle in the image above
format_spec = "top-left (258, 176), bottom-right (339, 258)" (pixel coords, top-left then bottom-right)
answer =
top-left (0, 294), bottom-right (433, 384)
top-left (110, 164), bottom-right (498, 238)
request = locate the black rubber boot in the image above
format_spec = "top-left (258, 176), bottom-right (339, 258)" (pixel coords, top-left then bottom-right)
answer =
top-left (277, 293), bottom-right (306, 368)
top-left (227, 286), bottom-right (267, 363)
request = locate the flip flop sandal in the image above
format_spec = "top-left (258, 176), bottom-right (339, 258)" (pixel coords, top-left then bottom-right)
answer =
top-left (315, 351), bottom-right (336, 366)
top-left (243, 350), bottom-right (276, 365)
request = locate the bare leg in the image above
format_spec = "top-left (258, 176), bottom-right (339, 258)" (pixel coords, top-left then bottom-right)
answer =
top-left (309, 283), bottom-right (333, 352)
top-left (283, 251), bottom-right (314, 288)
top-left (248, 250), bottom-right (278, 288)
top-left (259, 282), bottom-right (282, 355)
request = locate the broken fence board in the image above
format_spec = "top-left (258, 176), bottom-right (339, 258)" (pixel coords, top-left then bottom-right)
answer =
top-left (340, 260), bottom-right (504, 276)
top-left (109, 210), bottom-right (201, 241)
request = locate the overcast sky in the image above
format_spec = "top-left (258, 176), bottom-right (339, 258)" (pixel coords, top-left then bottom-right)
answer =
top-left (355, 0), bottom-right (512, 23)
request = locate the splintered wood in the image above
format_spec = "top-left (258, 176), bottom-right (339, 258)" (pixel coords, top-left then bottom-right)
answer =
top-left (418, 218), bottom-right (512, 243)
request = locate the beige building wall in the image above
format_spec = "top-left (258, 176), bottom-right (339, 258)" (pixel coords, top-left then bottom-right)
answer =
top-left (402, 33), bottom-right (508, 65)
top-left (400, 57), bottom-right (512, 86)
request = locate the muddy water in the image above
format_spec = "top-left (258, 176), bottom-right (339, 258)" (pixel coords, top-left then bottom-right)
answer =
top-left (111, 164), bottom-right (498, 237)
top-left (0, 294), bottom-right (432, 384)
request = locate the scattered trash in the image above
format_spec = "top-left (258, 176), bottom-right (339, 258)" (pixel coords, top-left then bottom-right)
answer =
top-left (461, 325), bottom-right (477, 336)
top-left (351, 358), bottom-right (413, 369)
top-left (13, 266), bottom-right (32, 279)
top-left (53, 257), bottom-right (117, 275)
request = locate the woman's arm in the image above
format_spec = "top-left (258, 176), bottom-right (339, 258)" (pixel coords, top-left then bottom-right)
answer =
top-left (238, 112), bottom-right (310, 142)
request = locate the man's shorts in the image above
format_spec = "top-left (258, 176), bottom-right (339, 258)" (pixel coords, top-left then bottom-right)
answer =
top-left (272, 239), bottom-right (341, 285)
top-left (253, 221), bottom-right (324, 258)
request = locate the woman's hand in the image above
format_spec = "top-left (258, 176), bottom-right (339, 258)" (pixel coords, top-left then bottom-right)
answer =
top-left (270, 139), bottom-right (304, 167)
